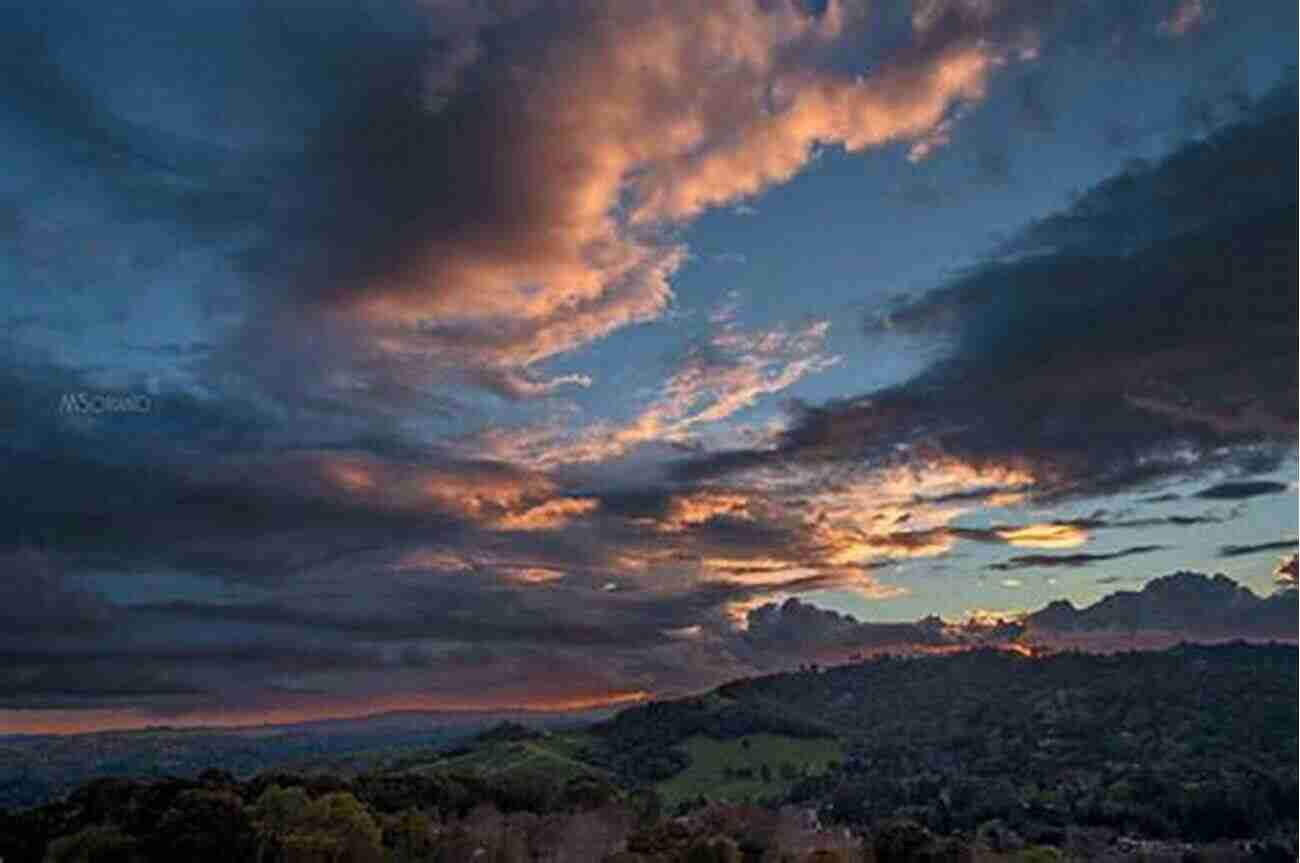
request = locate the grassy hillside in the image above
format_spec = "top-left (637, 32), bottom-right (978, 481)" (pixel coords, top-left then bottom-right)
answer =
top-left (419, 729), bottom-right (609, 783)
top-left (655, 733), bottom-right (843, 807)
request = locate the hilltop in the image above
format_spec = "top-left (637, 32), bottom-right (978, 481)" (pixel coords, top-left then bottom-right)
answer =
top-left (1, 642), bottom-right (1295, 861)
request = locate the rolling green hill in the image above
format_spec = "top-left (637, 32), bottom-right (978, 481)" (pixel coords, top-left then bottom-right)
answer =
top-left (2, 643), bottom-right (1295, 861)
top-left (654, 733), bottom-right (844, 807)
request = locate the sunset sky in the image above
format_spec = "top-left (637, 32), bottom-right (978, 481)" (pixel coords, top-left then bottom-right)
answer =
top-left (1, 0), bottom-right (1296, 733)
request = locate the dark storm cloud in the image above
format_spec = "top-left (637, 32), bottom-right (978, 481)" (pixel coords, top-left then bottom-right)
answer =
top-left (678, 87), bottom-right (1298, 500)
top-left (1140, 493), bottom-right (1182, 503)
top-left (1219, 538), bottom-right (1298, 558)
top-left (0, 550), bottom-right (113, 638)
top-left (132, 593), bottom-right (669, 649)
top-left (1195, 480), bottom-right (1291, 500)
top-left (0, 357), bottom-right (608, 585)
top-left (989, 545), bottom-right (1165, 572)
top-left (0, 662), bottom-right (205, 702)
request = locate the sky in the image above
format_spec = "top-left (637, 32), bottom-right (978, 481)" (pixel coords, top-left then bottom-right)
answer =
top-left (1, 0), bottom-right (1296, 734)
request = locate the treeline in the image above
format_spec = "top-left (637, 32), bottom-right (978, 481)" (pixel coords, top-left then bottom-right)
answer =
top-left (0, 762), bottom-right (638, 862)
top-left (3, 767), bottom-right (1296, 863)
top-left (0, 767), bottom-right (1053, 863)
top-left (2, 644), bottom-right (1295, 861)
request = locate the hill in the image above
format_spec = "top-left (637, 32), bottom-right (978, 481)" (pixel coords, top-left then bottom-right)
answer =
top-left (374, 642), bottom-right (1297, 843)
top-left (1, 643), bottom-right (1295, 861)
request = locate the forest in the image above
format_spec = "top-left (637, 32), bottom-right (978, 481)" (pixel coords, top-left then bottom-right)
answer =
top-left (0, 643), bottom-right (1295, 862)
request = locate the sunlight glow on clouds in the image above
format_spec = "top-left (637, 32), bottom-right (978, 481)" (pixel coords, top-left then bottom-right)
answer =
top-left (331, 0), bottom-right (1041, 397)
top-left (994, 523), bottom-right (1090, 549)
top-left (1, 0), bottom-right (1294, 729)
top-left (474, 316), bottom-right (839, 467)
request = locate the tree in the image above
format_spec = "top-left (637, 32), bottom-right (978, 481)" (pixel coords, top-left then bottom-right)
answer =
top-left (384, 809), bottom-right (434, 863)
top-left (559, 774), bottom-right (622, 811)
top-left (150, 788), bottom-right (253, 863)
top-left (629, 788), bottom-right (663, 826)
top-left (873, 818), bottom-right (932, 863)
top-left (251, 785), bottom-right (311, 863)
top-left (293, 791), bottom-right (384, 863)
top-left (250, 787), bottom-right (383, 863)
top-left (683, 835), bottom-right (741, 863)
top-left (43, 826), bottom-right (139, 863)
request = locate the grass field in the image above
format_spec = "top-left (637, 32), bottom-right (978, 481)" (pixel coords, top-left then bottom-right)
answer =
top-left (414, 731), bottom-right (612, 783)
top-left (655, 733), bottom-right (843, 806)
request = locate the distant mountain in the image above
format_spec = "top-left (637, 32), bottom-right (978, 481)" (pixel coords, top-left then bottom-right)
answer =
top-left (1025, 571), bottom-right (1297, 639)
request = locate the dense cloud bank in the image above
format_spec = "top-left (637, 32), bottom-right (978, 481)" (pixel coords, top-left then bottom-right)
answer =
top-left (0, 0), bottom-right (1295, 725)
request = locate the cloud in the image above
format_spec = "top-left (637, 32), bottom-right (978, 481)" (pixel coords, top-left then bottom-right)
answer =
top-left (476, 316), bottom-right (838, 467)
top-left (989, 545), bottom-right (1165, 571)
top-left (1024, 571), bottom-right (1296, 641)
top-left (737, 596), bottom-right (1024, 665)
top-left (678, 88), bottom-right (1298, 501)
top-left (1219, 538), bottom-right (1298, 558)
top-left (0, 549), bottom-right (115, 638)
top-left (862, 521), bottom-right (1088, 556)
top-left (0, 0), bottom-right (1060, 409)
top-left (725, 570), bottom-right (1298, 669)
top-left (1, 2), bottom-right (1295, 726)
top-left (493, 497), bottom-right (601, 532)
top-left (1194, 480), bottom-right (1291, 500)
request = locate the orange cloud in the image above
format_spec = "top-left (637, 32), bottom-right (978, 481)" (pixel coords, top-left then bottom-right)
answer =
top-left (651, 491), bottom-right (753, 532)
top-left (630, 43), bottom-right (996, 223)
top-left (994, 523), bottom-right (1089, 549)
top-left (493, 497), bottom-right (600, 531)
top-left (785, 458), bottom-right (1038, 565)
top-left (325, 462), bottom-right (376, 492)
top-left (314, 452), bottom-right (598, 532)
top-left (335, 0), bottom-right (1037, 395)
top-left (503, 567), bottom-right (567, 585)
top-left (391, 548), bottom-right (474, 572)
